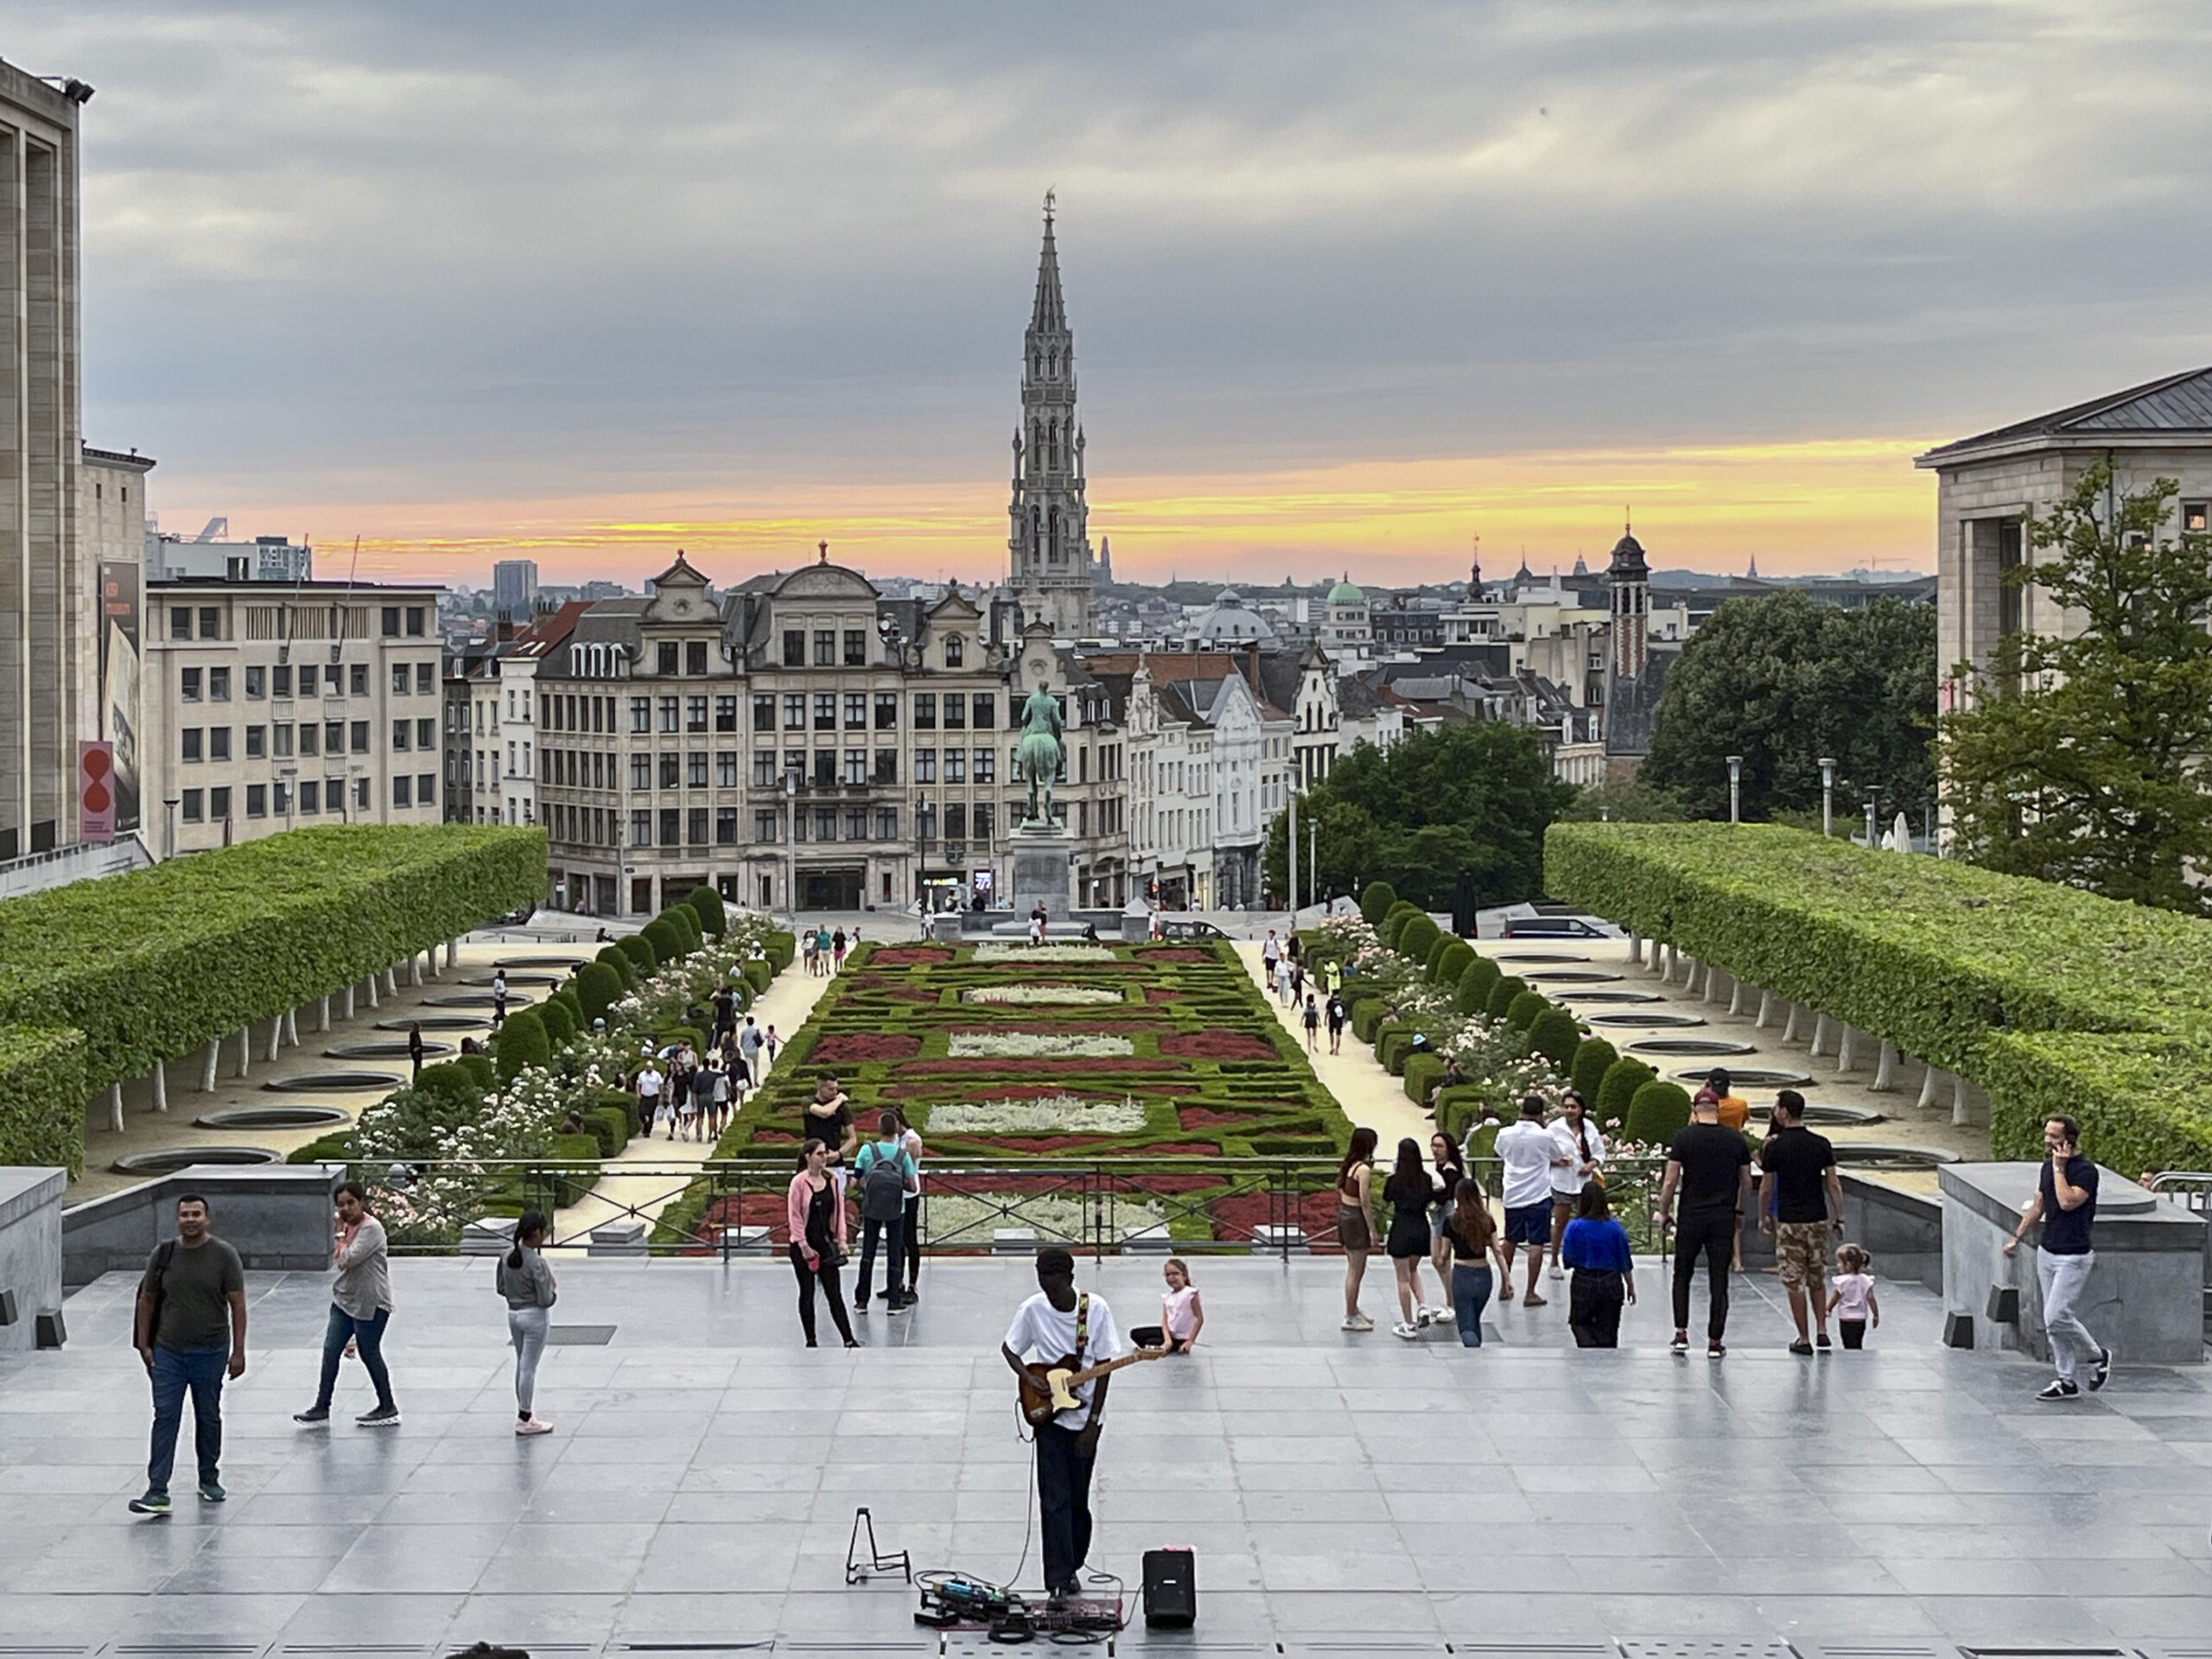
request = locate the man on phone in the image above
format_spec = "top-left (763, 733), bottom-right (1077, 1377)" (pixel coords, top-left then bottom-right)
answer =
top-left (130, 1195), bottom-right (248, 1513)
top-left (2005, 1115), bottom-right (2111, 1401)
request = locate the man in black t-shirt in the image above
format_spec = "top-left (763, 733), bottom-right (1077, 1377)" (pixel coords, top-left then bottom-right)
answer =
top-left (1758, 1091), bottom-right (1845, 1356)
top-left (2005, 1114), bottom-right (2108, 1401)
top-left (1655, 1093), bottom-right (1752, 1356)
top-left (130, 1195), bottom-right (248, 1514)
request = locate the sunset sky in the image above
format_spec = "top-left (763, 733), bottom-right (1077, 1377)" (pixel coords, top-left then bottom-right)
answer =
top-left (23, 1), bottom-right (2212, 590)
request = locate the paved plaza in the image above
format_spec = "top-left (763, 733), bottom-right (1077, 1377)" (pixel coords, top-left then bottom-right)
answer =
top-left (3, 1255), bottom-right (2209, 1654)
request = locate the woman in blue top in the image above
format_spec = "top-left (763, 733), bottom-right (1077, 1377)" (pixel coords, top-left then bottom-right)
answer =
top-left (1560, 1184), bottom-right (1636, 1348)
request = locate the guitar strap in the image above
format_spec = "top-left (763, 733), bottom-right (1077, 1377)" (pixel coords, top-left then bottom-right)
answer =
top-left (1073, 1292), bottom-right (1090, 1368)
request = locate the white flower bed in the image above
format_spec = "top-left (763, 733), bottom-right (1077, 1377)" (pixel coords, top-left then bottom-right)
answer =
top-left (971, 943), bottom-right (1117, 962)
top-left (919, 1193), bottom-right (1166, 1248)
top-left (947, 1032), bottom-right (1134, 1059)
top-left (929, 1095), bottom-right (1148, 1135)
top-left (962, 984), bottom-right (1124, 1007)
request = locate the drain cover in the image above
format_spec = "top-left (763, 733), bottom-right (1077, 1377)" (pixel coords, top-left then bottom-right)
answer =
top-left (546, 1324), bottom-right (617, 1345)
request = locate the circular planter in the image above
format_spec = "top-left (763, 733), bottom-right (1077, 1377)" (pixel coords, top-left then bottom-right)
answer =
top-left (1557, 989), bottom-right (1662, 1005)
top-left (375, 1015), bottom-right (486, 1033)
top-left (1830, 1141), bottom-right (1959, 1168)
top-left (1587, 1013), bottom-right (1707, 1029)
top-left (1526, 970), bottom-right (1622, 985)
top-left (1672, 1066), bottom-right (1812, 1088)
top-left (495, 957), bottom-right (588, 970)
top-left (1628, 1039), bottom-right (1759, 1057)
top-left (1745, 1102), bottom-right (1881, 1127)
top-left (262, 1071), bottom-right (402, 1093)
top-left (423, 992), bottom-right (533, 1009)
top-left (1495, 953), bottom-right (1590, 965)
top-left (324, 1040), bottom-right (454, 1061)
top-left (460, 973), bottom-right (562, 988)
top-left (114, 1145), bottom-right (280, 1175)
top-left (194, 1106), bottom-right (353, 1131)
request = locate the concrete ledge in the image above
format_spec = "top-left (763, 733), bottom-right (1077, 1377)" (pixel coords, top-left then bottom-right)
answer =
top-left (62, 1164), bottom-right (340, 1288)
top-left (0, 1168), bottom-right (67, 1353)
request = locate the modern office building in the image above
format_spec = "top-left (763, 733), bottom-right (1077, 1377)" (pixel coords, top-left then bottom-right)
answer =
top-left (493, 559), bottom-right (539, 619)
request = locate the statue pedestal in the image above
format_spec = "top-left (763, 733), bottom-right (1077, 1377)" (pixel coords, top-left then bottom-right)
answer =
top-left (1009, 823), bottom-right (1074, 924)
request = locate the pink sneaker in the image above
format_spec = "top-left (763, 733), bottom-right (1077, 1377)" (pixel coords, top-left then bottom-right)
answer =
top-left (515, 1417), bottom-right (554, 1436)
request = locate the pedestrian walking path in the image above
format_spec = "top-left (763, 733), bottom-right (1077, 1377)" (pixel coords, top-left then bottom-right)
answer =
top-left (548, 952), bottom-right (834, 1249)
top-left (1235, 941), bottom-right (1432, 1149)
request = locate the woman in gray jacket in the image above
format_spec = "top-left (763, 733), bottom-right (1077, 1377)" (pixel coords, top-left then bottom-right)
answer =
top-left (497, 1210), bottom-right (557, 1436)
top-left (295, 1180), bottom-right (397, 1427)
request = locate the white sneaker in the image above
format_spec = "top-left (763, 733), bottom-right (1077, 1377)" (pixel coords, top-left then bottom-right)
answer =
top-left (1393, 1321), bottom-right (1421, 1340)
top-left (1548, 1266), bottom-right (1565, 1281)
top-left (1342, 1313), bottom-right (1374, 1332)
top-left (515, 1417), bottom-right (555, 1436)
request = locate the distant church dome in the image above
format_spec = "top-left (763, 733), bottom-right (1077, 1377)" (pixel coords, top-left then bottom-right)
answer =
top-left (1188, 588), bottom-right (1276, 645)
top-left (1327, 577), bottom-right (1366, 606)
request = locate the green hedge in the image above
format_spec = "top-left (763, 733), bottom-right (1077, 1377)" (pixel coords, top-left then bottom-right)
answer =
top-left (1484, 976), bottom-right (1529, 1019)
top-left (1597, 1056), bottom-right (1656, 1122)
top-left (493, 1007), bottom-right (550, 1082)
top-left (1527, 1007), bottom-right (1580, 1071)
top-left (597, 944), bottom-right (638, 990)
top-left (1404, 1051), bottom-right (1445, 1106)
top-left (1545, 819), bottom-right (2212, 1161)
top-left (1434, 940), bottom-right (1475, 988)
top-left (687, 885), bottom-right (727, 938)
top-left (1376, 1027), bottom-right (1421, 1074)
top-left (0, 824), bottom-right (541, 1175)
top-left (537, 996), bottom-right (577, 1048)
top-left (1435, 1084), bottom-right (1490, 1142)
top-left (642, 918), bottom-right (687, 966)
top-left (1569, 1036), bottom-right (1618, 1102)
top-left (618, 933), bottom-right (658, 976)
top-left (1399, 913), bottom-right (1442, 965)
top-left (0, 1024), bottom-right (90, 1170)
top-left (741, 959), bottom-right (772, 996)
top-left (1628, 1079), bottom-right (1693, 1144)
top-left (1455, 956), bottom-right (1502, 1014)
top-left (575, 960), bottom-right (624, 1023)
top-left (1503, 990), bottom-right (1547, 1032)
top-left (763, 930), bottom-right (798, 973)
top-left (1360, 881), bottom-right (1398, 926)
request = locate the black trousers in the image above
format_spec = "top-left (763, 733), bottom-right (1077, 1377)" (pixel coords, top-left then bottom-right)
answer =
top-left (788, 1243), bottom-right (854, 1344)
top-left (856, 1215), bottom-right (905, 1306)
top-left (1569, 1268), bottom-right (1625, 1348)
top-left (1034, 1421), bottom-right (1097, 1595)
top-left (901, 1195), bottom-right (921, 1291)
top-left (1671, 1209), bottom-right (1735, 1340)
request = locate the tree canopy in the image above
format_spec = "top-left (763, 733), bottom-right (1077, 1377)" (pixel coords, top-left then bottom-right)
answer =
top-left (1942, 463), bottom-right (2212, 915)
top-left (1642, 589), bottom-right (1936, 822)
top-left (1267, 721), bottom-right (1572, 909)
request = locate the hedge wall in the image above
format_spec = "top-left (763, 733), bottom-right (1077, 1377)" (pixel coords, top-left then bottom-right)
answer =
top-left (0, 1024), bottom-right (90, 1170)
top-left (0, 824), bottom-right (543, 1174)
top-left (1543, 820), bottom-right (2212, 1164)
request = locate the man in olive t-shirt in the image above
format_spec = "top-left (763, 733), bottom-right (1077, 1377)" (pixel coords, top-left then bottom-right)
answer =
top-left (130, 1194), bottom-right (247, 1514)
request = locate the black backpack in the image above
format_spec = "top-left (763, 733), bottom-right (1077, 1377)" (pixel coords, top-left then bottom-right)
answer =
top-left (861, 1145), bottom-right (907, 1222)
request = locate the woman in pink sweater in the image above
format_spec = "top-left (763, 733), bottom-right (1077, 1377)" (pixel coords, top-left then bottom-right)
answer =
top-left (786, 1141), bottom-right (859, 1348)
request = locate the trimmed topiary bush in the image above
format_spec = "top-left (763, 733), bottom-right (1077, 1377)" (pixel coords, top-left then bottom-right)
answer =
top-left (618, 933), bottom-right (658, 976)
top-left (1627, 1078), bottom-right (1694, 1145)
top-left (1351, 997), bottom-right (1389, 1044)
top-left (763, 930), bottom-right (797, 972)
top-left (1403, 1051), bottom-right (1445, 1106)
top-left (1360, 881), bottom-right (1399, 927)
top-left (1597, 1056), bottom-right (1657, 1123)
top-left (1570, 1036), bottom-right (1619, 1102)
top-left (1527, 1007), bottom-right (1580, 1071)
top-left (1484, 975), bottom-right (1529, 1019)
top-left (537, 995), bottom-right (576, 1047)
top-left (575, 960), bottom-right (624, 1023)
top-left (1398, 913), bottom-right (1441, 965)
top-left (1504, 990), bottom-right (1548, 1032)
top-left (641, 918), bottom-right (686, 966)
top-left (596, 944), bottom-right (637, 990)
top-left (1455, 955), bottom-right (1503, 1014)
top-left (492, 1007), bottom-right (550, 1083)
top-left (1380, 903), bottom-right (1420, 949)
top-left (658, 906), bottom-right (699, 951)
top-left (1376, 1027), bottom-right (1421, 1074)
top-left (686, 884), bottom-right (727, 938)
top-left (741, 958), bottom-right (772, 996)
top-left (1434, 939), bottom-right (1475, 988)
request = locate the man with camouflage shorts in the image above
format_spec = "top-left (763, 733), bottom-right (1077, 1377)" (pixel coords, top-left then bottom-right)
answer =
top-left (1757, 1090), bottom-right (1845, 1355)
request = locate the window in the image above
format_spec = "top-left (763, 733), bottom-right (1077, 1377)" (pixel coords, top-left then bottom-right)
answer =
top-left (687, 696), bottom-right (707, 733)
top-left (388, 776), bottom-right (408, 807)
top-left (391, 720), bottom-right (410, 752)
top-left (392, 664), bottom-right (410, 696)
top-left (715, 695), bottom-right (738, 733)
top-left (418, 772), bottom-right (435, 804)
top-left (918, 801), bottom-right (936, 842)
top-left (2186, 500), bottom-right (2211, 534)
top-left (913, 693), bottom-right (936, 729)
top-left (974, 802), bottom-right (995, 842)
top-left (875, 692), bottom-right (898, 729)
top-left (658, 641), bottom-right (679, 675)
top-left (181, 667), bottom-right (202, 702)
top-left (416, 662), bottom-right (435, 695)
top-left (972, 692), bottom-right (995, 729)
top-left (181, 728), bottom-right (203, 762)
top-left (1004, 693), bottom-right (1019, 728)
top-left (298, 664), bottom-right (319, 696)
top-left (946, 748), bottom-right (966, 783)
top-left (209, 728), bottom-right (232, 762)
top-left (657, 696), bottom-right (678, 733)
top-left (784, 694), bottom-right (805, 729)
top-left (622, 753), bottom-right (645, 791)
top-left (916, 747), bottom-right (937, 783)
top-left (246, 784), bottom-right (267, 818)
top-left (242, 665), bottom-right (264, 700)
top-left (350, 664), bottom-right (368, 696)
top-left (876, 807), bottom-right (899, 840)
top-left (688, 640), bottom-right (709, 676)
top-left (301, 780), bottom-right (321, 814)
top-left (944, 634), bottom-right (963, 667)
top-left (631, 696), bottom-right (651, 733)
top-left (659, 807), bottom-right (680, 845)
top-left (659, 752), bottom-right (681, 789)
top-left (715, 751), bottom-right (738, 787)
top-left (688, 752), bottom-right (709, 788)
top-left (791, 808), bottom-right (805, 842)
top-left (844, 692), bottom-right (866, 728)
top-left (814, 693), bottom-right (836, 731)
top-left (354, 778), bottom-right (371, 810)
top-left (785, 749), bottom-right (805, 785)
top-left (352, 721), bottom-right (369, 753)
top-left (272, 780), bottom-right (290, 816)
top-left (209, 667), bottom-right (231, 702)
top-left (843, 747), bottom-right (866, 785)
top-left (382, 607), bottom-right (401, 638)
top-left (182, 789), bottom-right (204, 822)
top-left (753, 750), bottom-right (776, 786)
top-left (783, 630), bottom-right (805, 666)
top-left (169, 607), bottom-right (193, 641)
top-left (245, 725), bottom-right (265, 759)
top-left (631, 808), bottom-right (652, 846)
top-left (844, 629), bottom-right (868, 666)
top-left (974, 747), bottom-right (995, 783)
top-left (272, 664), bottom-right (292, 697)
top-left (945, 802), bottom-right (966, 841)
top-left (755, 810), bottom-right (779, 842)
top-left (874, 747), bottom-right (898, 785)
top-left (815, 807), bottom-right (837, 840)
top-left (753, 694), bottom-right (775, 732)
top-left (814, 629), bottom-right (836, 666)
top-left (405, 607), bottom-right (426, 637)
top-left (943, 693), bottom-right (965, 730)
top-left (813, 748), bottom-right (836, 787)
top-left (715, 805), bottom-right (738, 844)
top-left (845, 805), bottom-right (868, 839)
top-left (273, 723), bottom-right (294, 758)
top-left (416, 718), bottom-right (435, 748)
top-left (199, 607), bottom-right (220, 640)
top-left (687, 805), bottom-right (709, 844)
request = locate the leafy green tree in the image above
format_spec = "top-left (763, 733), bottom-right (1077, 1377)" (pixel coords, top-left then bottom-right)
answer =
top-left (1942, 464), bottom-right (2212, 915)
top-left (1643, 590), bottom-right (1936, 822)
top-left (1557, 774), bottom-right (1684, 823)
top-left (1265, 723), bottom-right (1572, 909)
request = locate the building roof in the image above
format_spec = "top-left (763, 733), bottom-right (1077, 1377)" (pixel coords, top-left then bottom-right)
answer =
top-left (1606, 530), bottom-right (1649, 580)
top-left (1917, 365), bottom-right (2212, 467)
top-left (506, 600), bottom-right (593, 660)
top-left (1327, 577), bottom-right (1365, 605)
top-left (1186, 588), bottom-right (1277, 645)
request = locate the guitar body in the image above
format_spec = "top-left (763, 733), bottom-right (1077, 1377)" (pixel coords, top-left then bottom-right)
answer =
top-left (1017, 1355), bottom-right (1083, 1425)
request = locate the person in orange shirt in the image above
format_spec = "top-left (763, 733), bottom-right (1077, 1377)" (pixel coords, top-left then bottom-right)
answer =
top-left (1694, 1068), bottom-right (1751, 1132)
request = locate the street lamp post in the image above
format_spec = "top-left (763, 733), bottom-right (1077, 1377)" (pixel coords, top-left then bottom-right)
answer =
top-left (162, 797), bottom-right (179, 861)
top-left (1287, 785), bottom-right (1298, 930)
top-left (1726, 754), bottom-right (1743, 824)
top-left (1865, 797), bottom-right (1878, 848)
top-left (1308, 815), bottom-right (1317, 918)
top-left (1818, 757), bottom-right (1837, 838)
top-left (783, 772), bottom-right (798, 923)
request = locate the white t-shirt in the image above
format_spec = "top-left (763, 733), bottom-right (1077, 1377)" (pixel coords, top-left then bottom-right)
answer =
top-left (636, 1067), bottom-right (663, 1100)
top-left (1495, 1119), bottom-right (1559, 1211)
top-left (1831, 1272), bottom-right (1875, 1319)
top-left (1548, 1118), bottom-right (1607, 1196)
top-left (1004, 1290), bottom-right (1125, 1430)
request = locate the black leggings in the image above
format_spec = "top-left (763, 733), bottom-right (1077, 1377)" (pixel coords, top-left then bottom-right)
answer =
top-left (1568, 1268), bottom-right (1625, 1348)
top-left (1670, 1210), bottom-right (1735, 1341)
top-left (789, 1243), bottom-right (855, 1344)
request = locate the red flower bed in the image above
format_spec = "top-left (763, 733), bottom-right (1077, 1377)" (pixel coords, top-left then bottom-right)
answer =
top-left (1207, 1188), bottom-right (1344, 1246)
top-left (976, 1135), bottom-right (1112, 1153)
top-left (1160, 1031), bottom-right (1275, 1059)
top-left (813, 1032), bottom-right (922, 1062)
top-left (1177, 1106), bottom-right (1247, 1128)
top-left (868, 946), bottom-right (952, 966)
top-left (1141, 949), bottom-right (1211, 963)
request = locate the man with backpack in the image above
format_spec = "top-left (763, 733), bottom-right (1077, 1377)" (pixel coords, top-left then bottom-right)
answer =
top-left (130, 1194), bottom-right (248, 1514)
top-left (853, 1112), bottom-right (918, 1314)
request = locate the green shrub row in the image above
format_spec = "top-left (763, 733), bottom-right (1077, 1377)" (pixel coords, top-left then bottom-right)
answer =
top-left (0, 1023), bottom-right (90, 1170)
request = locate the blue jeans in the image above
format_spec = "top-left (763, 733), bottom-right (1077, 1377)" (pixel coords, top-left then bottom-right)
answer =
top-left (1452, 1264), bottom-right (1494, 1347)
top-left (857, 1215), bottom-right (905, 1306)
top-left (314, 1304), bottom-right (395, 1413)
top-left (148, 1341), bottom-right (229, 1493)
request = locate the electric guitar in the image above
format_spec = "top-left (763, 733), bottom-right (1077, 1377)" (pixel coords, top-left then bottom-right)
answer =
top-left (1016, 1329), bottom-right (1167, 1426)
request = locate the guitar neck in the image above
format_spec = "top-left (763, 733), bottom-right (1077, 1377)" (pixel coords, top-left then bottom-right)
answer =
top-left (1059, 1349), bottom-right (1156, 1389)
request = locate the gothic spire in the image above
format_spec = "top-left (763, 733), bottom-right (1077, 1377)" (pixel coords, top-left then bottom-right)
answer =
top-left (1031, 194), bottom-right (1068, 335)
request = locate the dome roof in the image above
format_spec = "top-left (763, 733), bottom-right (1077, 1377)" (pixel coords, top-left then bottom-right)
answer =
top-left (1327, 578), bottom-right (1366, 606)
top-left (1187, 588), bottom-right (1277, 645)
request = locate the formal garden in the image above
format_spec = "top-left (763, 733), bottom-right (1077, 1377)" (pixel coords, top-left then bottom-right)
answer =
top-left (656, 937), bottom-right (1358, 1252)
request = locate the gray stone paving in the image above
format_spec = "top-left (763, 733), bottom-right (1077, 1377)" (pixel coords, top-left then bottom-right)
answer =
top-left (3, 1255), bottom-right (2208, 1653)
